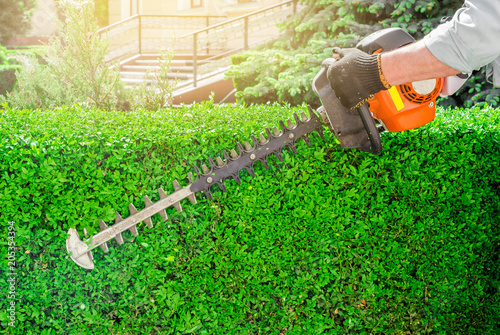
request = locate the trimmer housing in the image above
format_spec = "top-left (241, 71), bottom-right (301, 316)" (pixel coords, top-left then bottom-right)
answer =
top-left (313, 27), bottom-right (445, 153)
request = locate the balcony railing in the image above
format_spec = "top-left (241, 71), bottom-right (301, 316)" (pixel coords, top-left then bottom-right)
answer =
top-left (179, 0), bottom-right (298, 88)
top-left (98, 15), bottom-right (228, 63)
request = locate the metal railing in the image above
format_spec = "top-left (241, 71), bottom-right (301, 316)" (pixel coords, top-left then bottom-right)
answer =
top-left (98, 15), bottom-right (227, 63)
top-left (179, 0), bottom-right (298, 88)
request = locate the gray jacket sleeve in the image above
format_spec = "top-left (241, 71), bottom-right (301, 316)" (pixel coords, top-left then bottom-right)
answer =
top-left (423, 0), bottom-right (500, 85)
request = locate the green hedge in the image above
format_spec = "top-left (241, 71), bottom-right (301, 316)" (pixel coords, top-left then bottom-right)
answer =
top-left (1, 103), bottom-right (499, 334)
top-left (0, 46), bottom-right (21, 96)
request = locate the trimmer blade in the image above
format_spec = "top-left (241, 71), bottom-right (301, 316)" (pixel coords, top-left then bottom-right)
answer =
top-left (66, 228), bottom-right (94, 270)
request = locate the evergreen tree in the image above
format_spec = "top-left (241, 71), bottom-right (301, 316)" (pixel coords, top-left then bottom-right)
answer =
top-left (228, 0), bottom-right (497, 108)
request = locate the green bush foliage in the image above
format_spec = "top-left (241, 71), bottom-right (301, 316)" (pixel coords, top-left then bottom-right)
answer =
top-left (227, 0), bottom-right (496, 107)
top-left (1, 103), bottom-right (499, 333)
top-left (0, 0), bottom-right (121, 110)
top-left (0, 0), bottom-right (175, 111)
top-left (0, 0), bottom-right (37, 45)
top-left (0, 45), bottom-right (21, 96)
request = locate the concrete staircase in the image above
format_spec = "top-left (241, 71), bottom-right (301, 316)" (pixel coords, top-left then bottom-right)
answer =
top-left (120, 54), bottom-right (206, 87)
top-left (110, 1), bottom-right (299, 104)
top-left (120, 53), bottom-right (236, 104)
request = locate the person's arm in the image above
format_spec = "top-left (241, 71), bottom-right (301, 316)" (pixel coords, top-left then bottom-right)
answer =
top-left (380, 40), bottom-right (461, 86)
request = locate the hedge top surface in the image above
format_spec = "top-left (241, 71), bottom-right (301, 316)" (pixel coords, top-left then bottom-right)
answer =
top-left (0, 103), bottom-right (499, 334)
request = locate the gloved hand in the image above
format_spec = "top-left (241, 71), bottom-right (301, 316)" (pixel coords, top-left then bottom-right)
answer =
top-left (326, 47), bottom-right (391, 109)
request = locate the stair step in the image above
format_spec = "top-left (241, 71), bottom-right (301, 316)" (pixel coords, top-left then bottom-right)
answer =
top-left (120, 71), bottom-right (192, 81)
top-left (134, 53), bottom-right (214, 61)
top-left (131, 59), bottom-right (208, 67)
top-left (121, 65), bottom-right (195, 73)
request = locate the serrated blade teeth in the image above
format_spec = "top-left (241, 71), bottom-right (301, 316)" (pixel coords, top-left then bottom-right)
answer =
top-left (234, 175), bottom-right (241, 184)
top-left (287, 119), bottom-right (294, 129)
top-left (173, 201), bottom-right (182, 213)
top-left (246, 166), bottom-right (255, 177)
top-left (250, 134), bottom-right (258, 146)
top-left (289, 143), bottom-right (297, 154)
top-left (303, 134), bottom-right (311, 146)
top-left (230, 149), bottom-right (238, 159)
top-left (275, 151), bottom-right (283, 162)
top-left (100, 242), bottom-right (109, 253)
top-left (208, 157), bottom-right (216, 169)
top-left (128, 204), bottom-right (139, 236)
top-left (300, 111), bottom-right (308, 121)
top-left (279, 120), bottom-right (287, 132)
top-left (144, 195), bottom-right (153, 206)
top-left (216, 156), bottom-right (224, 167)
top-left (265, 127), bottom-right (272, 138)
top-left (187, 172), bottom-right (194, 183)
top-left (259, 134), bottom-right (267, 144)
top-left (98, 219), bottom-right (110, 252)
top-left (188, 193), bottom-right (197, 205)
top-left (157, 188), bottom-right (168, 220)
top-left (223, 149), bottom-right (231, 161)
top-left (99, 219), bottom-right (108, 231)
top-left (143, 195), bottom-right (154, 228)
top-left (129, 225), bottom-right (139, 236)
top-left (202, 164), bottom-right (210, 174)
top-left (293, 112), bottom-right (301, 124)
top-left (144, 217), bottom-right (154, 229)
top-left (318, 128), bottom-right (325, 139)
top-left (204, 189), bottom-right (213, 200)
top-left (244, 141), bottom-right (252, 151)
top-left (114, 212), bottom-right (124, 244)
top-left (272, 126), bottom-right (280, 136)
top-left (219, 181), bottom-right (227, 192)
top-left (172, 180), bottom-right (181, 191)
top-left (193, 165), bottom-right (201, 176)
top-left (261, 158), bottom-right (269, 169)
top-left (129, 203), bottom-right (138, 214)
top-left (237, 142), bottom-right (245, 153)
top-left (115, 234), bottom-right (124, 245)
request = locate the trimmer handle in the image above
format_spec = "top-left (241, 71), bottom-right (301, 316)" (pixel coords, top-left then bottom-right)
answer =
top-left (313, 58), bottom-right (382, 155)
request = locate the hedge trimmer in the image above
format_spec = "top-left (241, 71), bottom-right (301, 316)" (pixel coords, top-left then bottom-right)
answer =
top-left (67, 28), bottom-right (466, 269)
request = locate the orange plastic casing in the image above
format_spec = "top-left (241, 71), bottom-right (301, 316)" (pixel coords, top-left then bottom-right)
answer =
top-left (367, 78), bottom-right (444, 132)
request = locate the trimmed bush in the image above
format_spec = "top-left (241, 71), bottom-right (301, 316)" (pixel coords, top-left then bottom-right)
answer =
top-left (0, 103), bottom-right (499, 333)
top-left (0, 45), bottom-right (21, 96)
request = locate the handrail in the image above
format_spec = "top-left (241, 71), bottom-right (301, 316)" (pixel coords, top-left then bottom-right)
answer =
top-left (98, 14), bottom-right (228, 35)
top-left (183, 0), bottom-right (297, 87)
top-left (180, 0), bottom-right (296, 39)
top-left (106, 1), bottom-right (300, 89)
top-left (98, 14), bottom-right (229, 62)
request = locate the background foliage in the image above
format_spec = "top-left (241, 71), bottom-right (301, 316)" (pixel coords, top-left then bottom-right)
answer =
top-left (1, 103), bottom-right (499, 334)
top-left (1, 0), bottom-right (175, 111)
top-left (227, 0), bottom-right (497, 108)
top-left (0, 0), bottom-right (37, 45)
top-left (0, 45), bottom-right (22, 96)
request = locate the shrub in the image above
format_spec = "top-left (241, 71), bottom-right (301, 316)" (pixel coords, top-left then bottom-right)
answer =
top-left (1, 0), bottom-right (121, 110)
top-left (1, 0), bottom-right (176, 111)
top-left (0, 45), bottom-right (21, 96)
top-left (0, 103), bottom-right (499, 333)
top-left (0, 0), bottom-right (37, 45)
top-left (127, 50), bottom-right (177, 111)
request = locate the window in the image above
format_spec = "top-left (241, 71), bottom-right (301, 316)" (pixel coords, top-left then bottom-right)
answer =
top-left (191, 0), bottom-right (203, 8)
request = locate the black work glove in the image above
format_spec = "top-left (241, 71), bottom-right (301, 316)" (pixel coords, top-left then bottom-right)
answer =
top-left (327, 47), bottom-right (390, 109)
